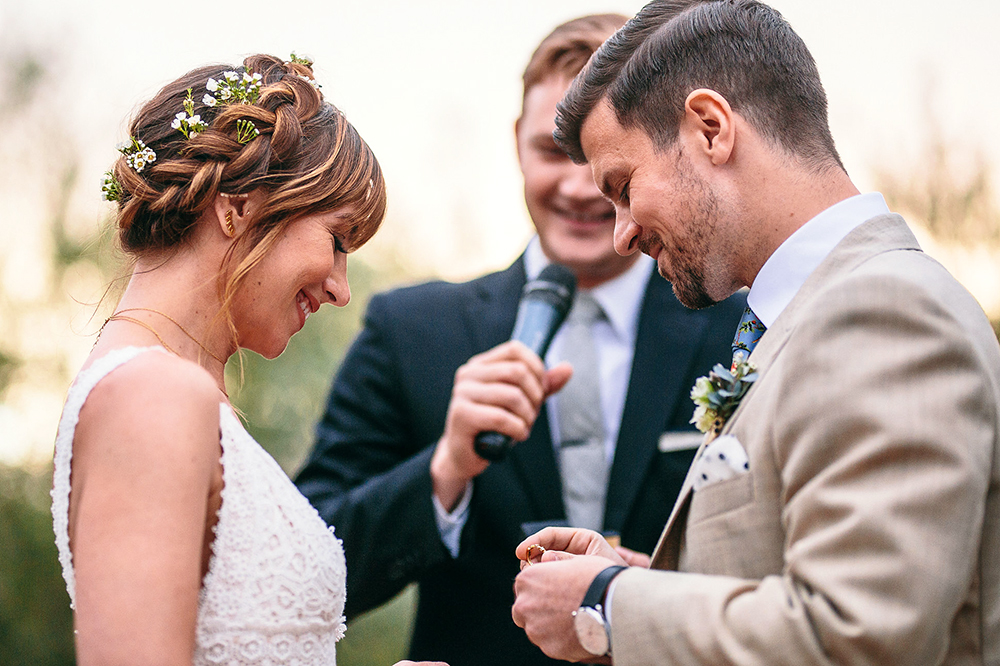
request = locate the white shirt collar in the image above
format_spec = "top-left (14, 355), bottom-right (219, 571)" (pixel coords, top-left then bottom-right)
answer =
top-left (747, 192), bottom-right (890, 328)
top-left (524, 236), bottom-right (653, 345)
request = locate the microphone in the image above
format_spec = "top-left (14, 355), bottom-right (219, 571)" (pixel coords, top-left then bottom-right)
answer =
top-left (473, 263), bottom-right (577, 462)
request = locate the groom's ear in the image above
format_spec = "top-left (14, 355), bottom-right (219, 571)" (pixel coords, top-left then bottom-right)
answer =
top-left (682, 89), bottom-right (735, 166)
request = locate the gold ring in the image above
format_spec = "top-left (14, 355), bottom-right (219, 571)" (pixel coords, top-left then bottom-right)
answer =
top-left (525, 544), bottom-right (546, 565)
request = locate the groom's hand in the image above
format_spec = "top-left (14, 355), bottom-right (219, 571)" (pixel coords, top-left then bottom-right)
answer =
top-left (516, 527), bottom-right (626, 564)
top-left (512, 553), bottom-right (618, 663)
top-left (430, 341), bottom-right (571, 510)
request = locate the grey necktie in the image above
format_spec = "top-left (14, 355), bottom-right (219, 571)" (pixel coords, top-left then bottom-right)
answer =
top-left (558, 291), bottom-right (609, 532)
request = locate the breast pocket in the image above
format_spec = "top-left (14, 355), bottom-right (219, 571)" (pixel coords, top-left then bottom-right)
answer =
top-left (686, 471), bottom-right (754, 525)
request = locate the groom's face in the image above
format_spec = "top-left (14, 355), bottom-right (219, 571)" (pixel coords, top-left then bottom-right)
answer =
top-left (579, 100), bottom-right (733, 309)
top-left (516, 76), bottom-right (639, 289)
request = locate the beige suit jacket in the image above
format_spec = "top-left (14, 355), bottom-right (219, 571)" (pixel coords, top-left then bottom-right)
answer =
top-left (610, 215), bottom-right (1000, 665)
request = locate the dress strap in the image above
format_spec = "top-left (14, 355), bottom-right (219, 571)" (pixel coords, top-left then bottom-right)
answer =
top-left (50, 346), bottom-right (169, 608)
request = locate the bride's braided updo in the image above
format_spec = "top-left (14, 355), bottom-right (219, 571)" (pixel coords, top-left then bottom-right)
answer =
top-left (105, 54), bottom-right (386, 337)
top-left (111, 54), bottom-right (384, 254)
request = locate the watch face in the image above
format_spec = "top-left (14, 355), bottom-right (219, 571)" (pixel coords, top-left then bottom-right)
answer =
top-left (573, 607), bottom-right (609, 656)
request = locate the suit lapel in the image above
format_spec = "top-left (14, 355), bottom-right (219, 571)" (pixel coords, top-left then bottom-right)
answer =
top-left (605, 274), bottom-right (709, 532)
top-left (470, 257), bottom-right (564, 519)
top-left (466, 258), bottom-right (524, 353)
top-left (650, 214), bottom-right (923, 568)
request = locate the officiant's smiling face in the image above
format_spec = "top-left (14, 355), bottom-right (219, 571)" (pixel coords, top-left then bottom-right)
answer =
top-left (516, 76), bottom-right (639, 288)
top-left (230, 208), bottom-right (355, 359)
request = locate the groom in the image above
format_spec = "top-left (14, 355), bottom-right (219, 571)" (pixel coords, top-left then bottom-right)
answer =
top-left (511, 1), bottom-right (1000, 664)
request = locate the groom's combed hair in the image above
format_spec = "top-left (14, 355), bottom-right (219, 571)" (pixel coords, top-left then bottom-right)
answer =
top-left (555, 0), bottom-right (844, 173)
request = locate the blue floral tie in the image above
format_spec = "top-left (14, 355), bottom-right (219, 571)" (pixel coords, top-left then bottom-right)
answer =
top-left (732, 306), bottom-right (765, 370)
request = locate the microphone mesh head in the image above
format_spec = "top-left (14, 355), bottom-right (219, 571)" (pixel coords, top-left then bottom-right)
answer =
top-left (526, 263), bottom-right (577, 317)
top-left (537, 263), bottom-right (576, 294)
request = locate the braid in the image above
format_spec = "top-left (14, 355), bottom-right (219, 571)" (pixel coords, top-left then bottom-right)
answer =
top-left (107, 53), bottom-right (348, 255)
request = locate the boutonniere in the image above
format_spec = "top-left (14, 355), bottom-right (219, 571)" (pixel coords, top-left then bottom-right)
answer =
top-left (690, 358), bottom-right (758, 435)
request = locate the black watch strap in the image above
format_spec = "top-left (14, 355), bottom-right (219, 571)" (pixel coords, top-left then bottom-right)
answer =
top-left (581, 565), bottom-right (628, 610)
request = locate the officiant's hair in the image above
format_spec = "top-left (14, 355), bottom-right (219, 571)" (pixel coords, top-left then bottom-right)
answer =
top-left (554, 0), bottom-right (844, 174)
top-left (520, 13), bottom-right (627, 105)
top-left (105, 53), bottom-right (386, 312)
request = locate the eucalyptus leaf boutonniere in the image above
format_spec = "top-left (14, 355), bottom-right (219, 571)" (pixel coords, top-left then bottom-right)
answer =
top-left (690, 358), bottom-right (758, 435)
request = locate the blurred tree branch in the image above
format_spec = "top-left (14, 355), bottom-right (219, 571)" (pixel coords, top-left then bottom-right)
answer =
top-left (875, 75), bottom-right (1000, 248)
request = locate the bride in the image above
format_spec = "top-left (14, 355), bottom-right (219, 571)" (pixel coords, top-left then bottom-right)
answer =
top-left (51, 54), bottom-right (445, 666)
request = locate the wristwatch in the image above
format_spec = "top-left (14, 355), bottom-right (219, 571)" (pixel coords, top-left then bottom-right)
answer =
top-left (572, 565), bottom-right (627, 657)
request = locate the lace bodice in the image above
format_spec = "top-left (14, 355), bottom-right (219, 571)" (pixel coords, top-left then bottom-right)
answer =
top-left (51, 346), bottom-right (347, 665)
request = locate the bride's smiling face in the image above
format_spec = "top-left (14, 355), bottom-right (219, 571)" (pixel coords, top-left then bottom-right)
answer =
top-left (230, 208), bottom-right (354, 359)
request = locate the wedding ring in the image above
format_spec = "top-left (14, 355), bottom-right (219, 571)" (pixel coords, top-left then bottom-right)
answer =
top-left (524, 544), bottom-right (546, 565)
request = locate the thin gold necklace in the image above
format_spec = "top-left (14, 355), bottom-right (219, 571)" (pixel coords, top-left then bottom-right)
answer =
top-left (104, 307), bottom-right (227, 366)
top-left (100, 314), bottom-right (180, 356)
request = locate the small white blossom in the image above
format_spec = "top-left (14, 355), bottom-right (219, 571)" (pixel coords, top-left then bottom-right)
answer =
top-left (689, 376), bottom-right (714, 407)
top-left (691, 405), bottom-right (717, 435)
top-left (203, 94), bottom-right (217, 106)
top-left (206, 77), bottom-right (219, 91)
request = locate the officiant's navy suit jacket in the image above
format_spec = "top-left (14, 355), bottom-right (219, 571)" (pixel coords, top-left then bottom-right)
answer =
top-left (296, 255), bottom-right (745, 666)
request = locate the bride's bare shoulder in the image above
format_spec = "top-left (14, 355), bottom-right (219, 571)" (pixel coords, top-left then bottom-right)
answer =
top-left (74, 348), bottom-right (224, 470)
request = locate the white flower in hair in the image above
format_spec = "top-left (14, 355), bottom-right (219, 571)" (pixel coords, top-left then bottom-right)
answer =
top-left (204, 68), bottom-right (262, 108)
top-left (120, 136), bottom-right (156, 173)
top-left (298, 74), bottom-right (322, 92)
top-left (173, 89), bottom-right (208, 139)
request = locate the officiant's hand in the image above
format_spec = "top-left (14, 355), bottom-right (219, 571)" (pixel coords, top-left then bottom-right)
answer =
top-left (430, 341), bottom-right (571, 510)
top-left (615, 544), bottom-right (651, 568)
top-left (512, 552), bottom-right (619, 663)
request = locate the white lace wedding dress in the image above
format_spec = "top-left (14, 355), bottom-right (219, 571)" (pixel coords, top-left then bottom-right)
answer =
top-left (51, 346), bottom-right (348, 665)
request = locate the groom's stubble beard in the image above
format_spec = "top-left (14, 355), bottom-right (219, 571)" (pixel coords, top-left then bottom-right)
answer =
top-left (642, 161), bottom-right (724, 311)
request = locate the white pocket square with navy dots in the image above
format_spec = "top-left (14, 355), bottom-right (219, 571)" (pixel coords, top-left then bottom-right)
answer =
top-left (691, 435), bottom-right (749, 491)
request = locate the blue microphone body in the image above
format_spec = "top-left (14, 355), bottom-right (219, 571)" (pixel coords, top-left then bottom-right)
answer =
top-left (474, 264), bottom-right (577, 462)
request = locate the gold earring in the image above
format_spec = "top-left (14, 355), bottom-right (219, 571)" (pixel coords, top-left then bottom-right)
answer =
top-left (224, 210), bottom-right (235, 237)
